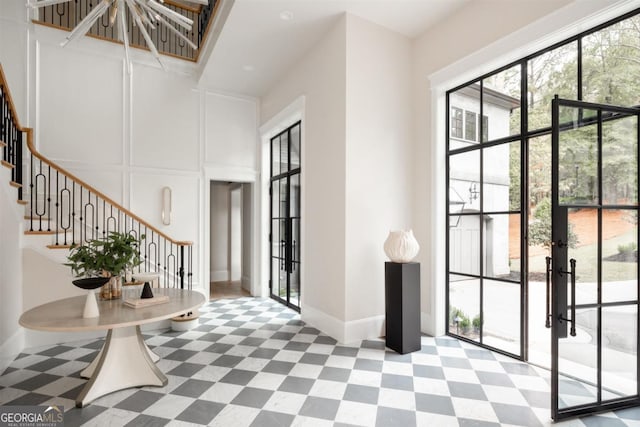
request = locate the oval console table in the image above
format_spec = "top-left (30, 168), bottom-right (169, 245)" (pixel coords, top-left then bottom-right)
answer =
top-left (19, 288), bottom-right (205, 408)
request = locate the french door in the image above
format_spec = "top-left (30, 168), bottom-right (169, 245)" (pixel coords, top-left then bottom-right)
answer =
top-left (270, 121), bottom-right (301, 311)
top-left (550, 97), bottom-right (640, 420)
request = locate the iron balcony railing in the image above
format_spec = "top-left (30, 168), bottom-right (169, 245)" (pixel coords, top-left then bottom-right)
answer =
top-left (35, 0), bottom-right (219, 61)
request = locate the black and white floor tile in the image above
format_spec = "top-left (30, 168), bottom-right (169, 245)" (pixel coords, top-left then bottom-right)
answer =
top-left (1, 297), bottom-right (640, 426)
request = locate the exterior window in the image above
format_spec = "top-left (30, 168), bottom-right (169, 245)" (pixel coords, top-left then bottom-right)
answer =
top-left (451, 107), bottom-right (463, 138)
top-left (465, 111), bottom-right (477, 141)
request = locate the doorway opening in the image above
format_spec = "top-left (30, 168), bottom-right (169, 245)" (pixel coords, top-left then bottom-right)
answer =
top-left (209, 181), bottom-right (252, 300)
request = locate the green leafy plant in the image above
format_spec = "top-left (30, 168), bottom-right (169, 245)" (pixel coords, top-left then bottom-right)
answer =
top-left (472, 315), bottom-right (481, 330)
top-left (528, 198), bottom-right (579, 250)
top-left (617, 242), bottom-right (637, 254)
top-left (66, 232), bottom-right (145, 278)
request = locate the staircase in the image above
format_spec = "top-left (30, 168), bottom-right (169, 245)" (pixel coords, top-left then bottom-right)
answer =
top-left (0, 63), bottom-right (193, 293)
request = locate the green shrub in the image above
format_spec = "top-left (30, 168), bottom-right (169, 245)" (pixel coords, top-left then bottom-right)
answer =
top-left (618, 242), bottom-right (637, 254)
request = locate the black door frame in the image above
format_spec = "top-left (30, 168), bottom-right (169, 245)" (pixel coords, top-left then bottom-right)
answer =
top-left (550, 96), bottom-right (640, 420)
top-left (269, 121), bottom-right (301, 312)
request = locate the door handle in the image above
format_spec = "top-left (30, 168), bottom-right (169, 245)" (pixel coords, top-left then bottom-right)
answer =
top-left (545, 256), bottom-right (552, 328)
top-left (292, 240), bottom-right (296, 271)
top-left (280, 240), bottom-right (286, 270)
top-left (558, 258), bottom-right (577, 337)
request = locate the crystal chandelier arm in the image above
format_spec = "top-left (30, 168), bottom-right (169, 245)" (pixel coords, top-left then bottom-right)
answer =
top-left (146, 0), bottom-right (193, 29)
top-left (61, 0), bottom-right (112, 47)
top-left (154, 14), bottom-right (197, 50)
top-left (125, 0), bottom-right (165, 69)
top-left (28, 0), bottom-right (75, 8)
top-left (118, 0), bottom-right (132, 74)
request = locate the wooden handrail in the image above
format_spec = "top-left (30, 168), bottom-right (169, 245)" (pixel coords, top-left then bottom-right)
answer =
top-left (194, 0), bottom-right (221, 62)
top-left (165, 0), bottom-right (202, 14)
top-left (0, 66), bottom-right (25, 131)
top-left (0, 64), bottom-right (192, 247)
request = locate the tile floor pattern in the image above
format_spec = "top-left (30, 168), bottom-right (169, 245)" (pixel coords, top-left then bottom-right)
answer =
top-left (1, 297), bottom-right (640, 426)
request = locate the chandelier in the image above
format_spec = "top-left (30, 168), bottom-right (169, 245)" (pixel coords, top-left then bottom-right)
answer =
top-left (29, 0), bottom-right (207, 71)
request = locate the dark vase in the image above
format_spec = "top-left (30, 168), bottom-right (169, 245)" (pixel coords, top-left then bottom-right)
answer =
top-left (72, 277), bottom-right (110, 290)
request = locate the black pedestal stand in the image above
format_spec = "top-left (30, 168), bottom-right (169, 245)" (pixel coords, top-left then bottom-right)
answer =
top-left (385, 262), bottom-right (421, 354)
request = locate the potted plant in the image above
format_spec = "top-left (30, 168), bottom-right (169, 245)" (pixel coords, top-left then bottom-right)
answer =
top-left (66, 232), bottom-right (145, 300)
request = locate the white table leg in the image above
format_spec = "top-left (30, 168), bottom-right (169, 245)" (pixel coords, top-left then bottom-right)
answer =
top-left (80, 337), bottom-right (160, 378)
top-left (75, 325), bottom-right (167, 408)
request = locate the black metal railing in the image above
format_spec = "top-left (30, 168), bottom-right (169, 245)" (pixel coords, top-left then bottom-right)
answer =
top-left (0, 74), bottom-right (24, 200)
top-left (36, 0), bottom-right (219, 61)
top-left (0, 63), bottom-right (193, 289)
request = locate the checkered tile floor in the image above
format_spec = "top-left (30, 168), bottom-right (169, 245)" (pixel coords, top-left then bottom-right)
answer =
top-left (2, 297), bottom-right (640, 426)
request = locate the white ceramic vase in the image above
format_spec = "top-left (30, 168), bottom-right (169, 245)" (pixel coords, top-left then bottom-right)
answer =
top-left (384, 230), bottom-right (420, 263)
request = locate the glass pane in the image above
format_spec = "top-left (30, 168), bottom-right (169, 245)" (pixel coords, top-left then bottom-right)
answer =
top-left (483, 280), bottom-right (521, 355)
top-left (528, 42), bottom-right (577, 131)
top-left (449, 83), bottom-right (481, 150)
top-left (272, 257), bottom-right (283, 295)
top-left (271, 181), bottom-right (280, 218)
top-left (279, 179), bottom-right (288, 218)
top-left (567, 208), bottom-right (598, 306)
top-left (290, 261), bottom-right (300, 308)
top-left (448, 274), bottom-right (480, 342)
top-left (583, 16), bottom-right (640, 106)
top-left (484, 214), bottom-right (520, 280)
top-left (450, 215), bottom-right (480, 276)
top-left (527, 136), bottom-right (552, 368)
top-left (271, 219), bottom-right (283, 257)
top-left (271, 136), bottom-right (281, 177)
top-left (290, 174), bottom-right (300, 218)
top-left (558, 308), bottom-right (598, 409)
top-left (280, 132), bottom-right (289, 174)
top-left (450, 150), bottom-right (481, 211)
top-left (558, 107), bottom-right (598, 205)
top-left (483, 142), bottom-right (520, 212)
top-left (602, 305), bottom-right (637, 399)
top-left (291, 124), bottom-right (300, 170)
top-left (483, 65), bottom-right (521, 141)
top-left (603, 114), bottom-right (638, 205)
top-left (602, 209), bottom-right (637, 303)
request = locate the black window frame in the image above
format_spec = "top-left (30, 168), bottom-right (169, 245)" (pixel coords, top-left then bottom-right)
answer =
top-left (445, 7), bottom-right (640, 361)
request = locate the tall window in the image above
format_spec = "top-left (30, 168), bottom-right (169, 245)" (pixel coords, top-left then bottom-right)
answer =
top-left (446, 10), bottom-right (640, 359)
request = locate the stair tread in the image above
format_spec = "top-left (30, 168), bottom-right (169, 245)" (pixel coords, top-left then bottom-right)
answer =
top-left (9, 181), bottom-right (22, 188)
top-left (16, 199), bottom-right (27, 205)
top-left (46, 244), bottom-right (73, 249)
top-left (24, 230), bottom-right (61, 235)
top-left (1, 160), bottom-right (15, 169)
top-left (0, 140), bottom-right (6, 148)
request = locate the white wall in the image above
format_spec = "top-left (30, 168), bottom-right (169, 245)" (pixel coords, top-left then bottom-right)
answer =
top-left (241, 183), bottom-right (252, 290)
top-left (344, 15), bottom-right (413, 336)
top-left (261, 14), bottom-right (413, 343)
top-left (210, 182), bottom-right (230, 282)
top-left (0, 5), bottom-right (259, 352)
top-left (0, 170), bottom-right (24, 373)
top-left (230, 185), bottom-right (242, 281)
top-left (262, 17), bottom-right (347, 335)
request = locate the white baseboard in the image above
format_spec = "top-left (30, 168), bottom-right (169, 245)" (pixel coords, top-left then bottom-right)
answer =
top-left (210, 270), bottom-right (229, 282)
top-left (344, 315), bottom-right (385, 344)
top-left (421, 310), bottom-right (445, 337)
top-left (0, 329), bottom-right (25, 375)
top-left (301, 304), bottom-right (385, 345)
top-left (241, 275), bottom-right (250, 292)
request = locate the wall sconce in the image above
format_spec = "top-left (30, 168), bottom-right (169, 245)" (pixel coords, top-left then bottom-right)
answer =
top-left (469, 182), bottom-right (479, 203)
top-left (161, 187), bottom-right (171, 225)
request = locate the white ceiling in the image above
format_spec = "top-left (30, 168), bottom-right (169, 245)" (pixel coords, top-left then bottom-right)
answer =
top-left (198, 0), bottom-right (470, 97)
